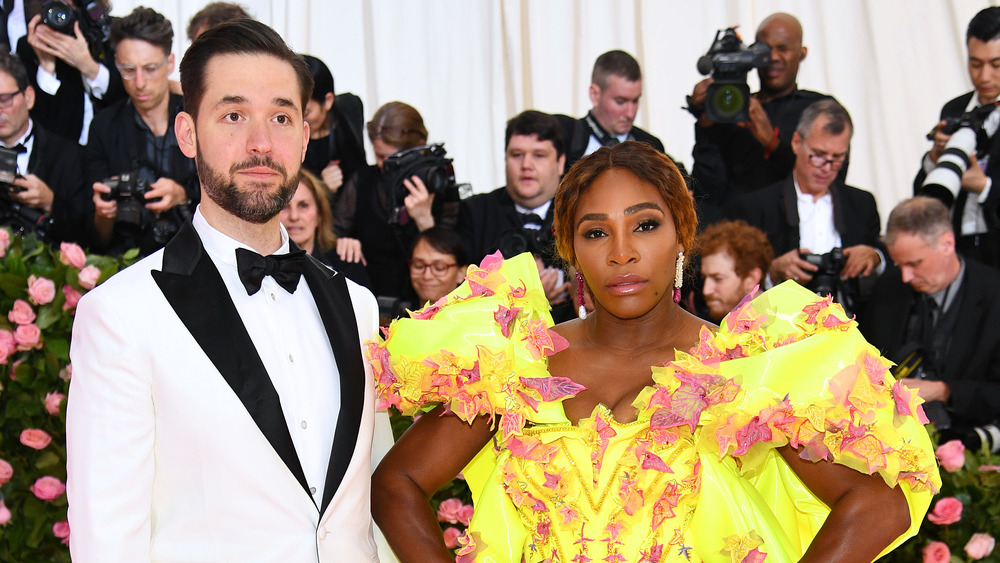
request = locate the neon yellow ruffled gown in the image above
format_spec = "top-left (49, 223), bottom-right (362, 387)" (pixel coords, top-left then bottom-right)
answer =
top-left (368, 253), bottom-right (940, 563)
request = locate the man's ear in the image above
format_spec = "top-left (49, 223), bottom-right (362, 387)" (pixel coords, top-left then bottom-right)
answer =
top-left (175, 111), bottom-right (197, 159)
top-left (791, 131), bottom-right (802, 153)
top-left (799, 45), bottom-right (808, 62)
top-left (24, 85), bottom-right (34, 111)
top-left (588, 83), bottom-right (601, 108)
top-left (557, 153), bottom-right (566, 176)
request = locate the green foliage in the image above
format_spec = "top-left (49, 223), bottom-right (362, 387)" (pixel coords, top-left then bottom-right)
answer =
top-left (0, 232), bottom-right (128, 561)
top-left (879, 431), bottom-right (1000, 562)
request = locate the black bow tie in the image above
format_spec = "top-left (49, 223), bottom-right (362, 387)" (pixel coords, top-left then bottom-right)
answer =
top-left (235, 247), bottom-right (307, 295)
top-left (8, 143), bottom-right (25, 154)
top-left (519, 212), bottom-right (545, 226)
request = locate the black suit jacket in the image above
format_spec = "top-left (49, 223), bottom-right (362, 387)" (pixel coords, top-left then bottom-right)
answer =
top-left (860, 260), bottom-right (1000, 428)
top-left (457, 186), bottom-right (555, 266)
top-left (16, 35), bottom-right (126, 143)
top-left (28, 123), bottom-right (89, 243)
top-left (726, 175), bottom-right (882, 258)
top-left (557, 114), bottom-right (668, 173)
top-left (151, 220), bottom-right (367, 512)
top-left (913, 91), bottom-right (1000, 267)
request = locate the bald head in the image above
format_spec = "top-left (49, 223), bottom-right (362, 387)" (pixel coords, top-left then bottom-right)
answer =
top-left (755, 12), bottom-right (807, 100)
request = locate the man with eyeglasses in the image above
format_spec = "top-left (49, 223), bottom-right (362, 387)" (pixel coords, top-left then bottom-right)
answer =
top-left (0, 50), bottom-right (87, 242)
top-left (86, 6), bottom-right (197, 257)
top-left (727, 99), bottom-right (883, 296)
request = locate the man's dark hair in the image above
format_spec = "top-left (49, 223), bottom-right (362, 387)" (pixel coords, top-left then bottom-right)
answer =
top-left (967, 7), bottom-right (1000, 43)
top-left (796, 99), bottom-right (853, 139)
top-left (0, 51), bottom-right (30, 92)
top-left (591, 50), bottom-right (641, 89)
top-left (302, 54), bottom-right (334, 102)
top-left (110, 7), bottom-right (174, 55)
top-left (187, 2), bottom-right (251, 41)
top-left (504, 110), bottom-right (565, 157)
top-left (180, 19), bottom-right (313, 120)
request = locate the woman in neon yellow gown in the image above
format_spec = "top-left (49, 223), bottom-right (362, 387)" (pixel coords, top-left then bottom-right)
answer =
top-left (371, 141), bottom-right (939, 563)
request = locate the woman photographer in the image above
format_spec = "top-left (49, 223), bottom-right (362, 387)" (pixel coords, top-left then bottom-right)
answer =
top-left (336, 101), bottom-right (457, 303)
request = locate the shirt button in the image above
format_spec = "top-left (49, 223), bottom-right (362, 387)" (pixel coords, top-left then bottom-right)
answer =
top-left (288, 354), bottom-right (294, 363)
top-left (270, 292), bottom-right (276, 301)
top-left (301, 420), bottom-right (308, 429)
top-left (310, 486), bottom-right (317, 495)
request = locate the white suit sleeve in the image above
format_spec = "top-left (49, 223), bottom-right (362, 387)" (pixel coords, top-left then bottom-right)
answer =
top-left (66, 288), bottom-right (155, 562)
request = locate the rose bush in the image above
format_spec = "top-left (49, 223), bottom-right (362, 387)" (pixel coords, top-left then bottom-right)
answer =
top-left (882, 435), bottom-right (1000, 563)
top-left (0, 232), bottom-right (131, 561)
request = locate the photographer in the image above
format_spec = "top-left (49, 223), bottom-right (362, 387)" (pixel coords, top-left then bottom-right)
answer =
top-left (335, 101), bottom-right (456, 302)
top-left (16, 0), bottom-right (126, 145)
top-left (861, 197), bottom-right (1000, 452)
top-left (727, 100), bottom-right (882, 315)
top-left (458, 110), bottom-right (573, 320)
top-left (689, 13), bottom-right (839, 226)
top-left (86, 7), bottom-right (196, 257)
top-left (0, 50), bottom-right (87, 243)
top-left (913, 7), bottom-right (1000, 269)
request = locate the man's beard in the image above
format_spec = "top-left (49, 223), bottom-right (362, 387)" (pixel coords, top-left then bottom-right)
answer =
top-left (197, 148), bottom-right (297, 224)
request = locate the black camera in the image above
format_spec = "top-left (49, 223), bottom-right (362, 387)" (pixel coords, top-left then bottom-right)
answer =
top-left (0, 146), bottom-right (49, 237)
top-left (100, 172), bottom-right (159, 232)
top-left (40, 0), bottom-right (111, 59)
top-left (379, 143), bottom-right (461, 224)
top-left (799, 247), bottom-right (845, 298)
top-left (940, 423), bottom-right (1000, 454)
top-left (496, 228), bottom-right (552, 260)
top-left (696, 27), bottom-right (771, 123)
top-left (921, 102), bottom-right (1000, 205)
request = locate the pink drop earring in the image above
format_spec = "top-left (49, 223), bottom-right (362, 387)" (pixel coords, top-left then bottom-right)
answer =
top-left (673, 251), bottom-right (684, 304)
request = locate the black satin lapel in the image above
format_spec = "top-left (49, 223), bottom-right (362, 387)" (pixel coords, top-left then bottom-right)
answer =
top-left (151, 225), bottom-right (312, 502)
top-left (301, 257), bottom-right (366, 513)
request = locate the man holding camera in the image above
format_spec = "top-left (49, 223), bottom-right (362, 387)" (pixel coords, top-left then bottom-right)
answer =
top-left (689, 12), bottom-right (837, 225)
top-left (0, 50), bottom-right (87, 242)
top-left (16, 0), bottom-right (126, 145)
top-left (860, 197), bottom-right (1000, 452)
top-left (914, 7), bottom-right (1000, 269)
top-left (458, 110), bottom-right (572, 315)
top-left (87, 7), bottom-right (197, 257)
top-left (727, 100), bottom-right (882, 308)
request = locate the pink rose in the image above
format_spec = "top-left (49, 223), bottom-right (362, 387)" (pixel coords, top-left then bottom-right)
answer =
top-left (77, 265), bottom-right (101, 290)
top-left (59, 242), bottom-right (87, 269)
top-left (935, 439), bottom-right (966, 472)
top-left (458, 503), bottom-right (474, 526)
top-left (19, 428), bottom-right (51, 450)
top-left (44, 392), bottom-right (65, 416)
top-left (0, 330), bottom-right (13, 365)
top-left (62, 284), bottom-right (82, 311)
top-left (0, 500), bottom-right (10, 526)
top-left (7, 299), bottom-right (35, 325)
top-left (59, 363), bottom-right (72, 380)
top-left (0, 458), bottom-right (12, 486)
top-left (966, 533), bottom-right (996, 560)
top-left (14, 323), bottom-right (42, 350)
top-left (30, 475), bottom-right (66, 501)
top-left (923, 541), bottom-right (951, 563)
top-left (927, 496), bottom-right (963, 525)
top-left (443, 526), bottom-right (462, 549)
top-left (27, 275), bottom-right (56, 306)
top-left (436, 497), bottom-right (464, 524)
top-left (0, 228), bottom-right (9, 257)
top-left (52, 520), bottom-right (70, 545)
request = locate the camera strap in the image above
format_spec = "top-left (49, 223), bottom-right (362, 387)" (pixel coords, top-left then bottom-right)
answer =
top-left (585, 111), bottom-right (631, 147)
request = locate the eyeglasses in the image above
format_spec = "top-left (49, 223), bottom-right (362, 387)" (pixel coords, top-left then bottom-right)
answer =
top-left (0, 89), bottom-right (24, 108)
top-left (408, 259), bottom-right (457, 276)
top-left (805, 145), bottom-right (847, 170)
top-left (116, 57), bottom-right (169, 80)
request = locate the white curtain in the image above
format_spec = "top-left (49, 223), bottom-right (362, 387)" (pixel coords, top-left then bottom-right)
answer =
top-left (113, 0), bottom-right (998, 228)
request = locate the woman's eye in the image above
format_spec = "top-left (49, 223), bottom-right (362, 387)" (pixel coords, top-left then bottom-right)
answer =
top-left (583, 228), bottom-right (606, 239)
top-left (636, 219), bottom-right (660, 232)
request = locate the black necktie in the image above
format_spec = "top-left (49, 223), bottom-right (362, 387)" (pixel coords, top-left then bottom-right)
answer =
top-left (235, 247), bottom-right (307, 295)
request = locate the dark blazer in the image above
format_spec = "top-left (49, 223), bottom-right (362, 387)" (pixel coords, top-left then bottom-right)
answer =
top-left (28, 123), bottom-right (89, 243)
top-left (151, 220), bottom-right (369, 512)
top-left (913, 91), bottom-right (1000, 267)
top-left (859, 260), bottom-right (1000, 428)
top-left (556, 114), bottom-right (667, 172)
top-left (726, 175), bottom-right (882, 258)
top-left (457, 185), bottom-right (555, 266)
top-left (16, 35), bottom-right (126, 143)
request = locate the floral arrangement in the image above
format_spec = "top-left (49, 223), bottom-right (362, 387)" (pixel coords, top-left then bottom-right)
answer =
top-left (880, 436), bottom-right (1000, 563)
top-left (0, 231), bottom-right (132, 561)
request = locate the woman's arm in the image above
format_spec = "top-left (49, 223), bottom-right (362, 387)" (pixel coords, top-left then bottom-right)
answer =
top-left (372, 405), bottom-right (495, 563)
top-left (777, 445), bottom-right (911, 562)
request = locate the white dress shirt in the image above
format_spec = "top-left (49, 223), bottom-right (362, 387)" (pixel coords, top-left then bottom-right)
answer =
top-left (193, 209), bottom-right (340, 505)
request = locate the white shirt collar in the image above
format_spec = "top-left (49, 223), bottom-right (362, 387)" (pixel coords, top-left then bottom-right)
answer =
top-left (514, 199), bottom-right (552, 219)
top-left (192, 206), bottom-right (291, 268)
top-left (792, 174), bottom-right (831, 203)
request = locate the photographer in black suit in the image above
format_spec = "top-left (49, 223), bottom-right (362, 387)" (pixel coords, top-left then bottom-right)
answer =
top-left (0, 50), bottom-right (87, 243)
top-left (914, 7), bottom-right (1000, 269)
top-left (87, 7), bottom-right (196, 257)
top-left (861, 197), bottom-right (1000, 452)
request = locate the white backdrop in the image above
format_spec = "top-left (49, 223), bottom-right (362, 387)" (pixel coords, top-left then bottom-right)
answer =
top-left (111, 0), bottom-right (998, 228)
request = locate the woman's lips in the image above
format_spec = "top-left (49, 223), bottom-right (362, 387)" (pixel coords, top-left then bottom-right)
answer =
top-left (606, 274), bottom-right (647, 295)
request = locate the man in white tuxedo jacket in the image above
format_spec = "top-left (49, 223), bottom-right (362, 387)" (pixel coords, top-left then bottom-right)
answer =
top-left (66, 20), bottom-right (381, 562)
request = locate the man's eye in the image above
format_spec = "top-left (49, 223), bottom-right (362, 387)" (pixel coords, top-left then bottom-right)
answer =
top-left (225, 112), bottom-right (240, 122)
top-left (275, 115), bottom-right (289, 124)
